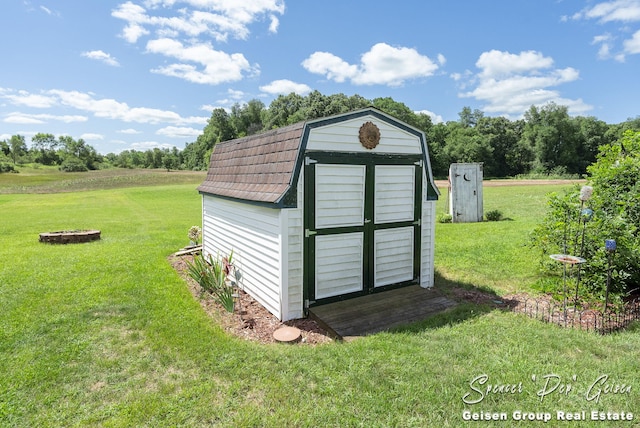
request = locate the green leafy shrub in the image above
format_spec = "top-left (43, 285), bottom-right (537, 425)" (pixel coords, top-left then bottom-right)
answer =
top-left (59, 158), bottom-right (88, 172)
top-left (0, 163), bottom-right (16, 173)
top-left (530, 130), bottom-right (640, 299)
top-left (437, 213), bottom-right (452, 223)
top-left (485, 209), bottom-right (503, 221)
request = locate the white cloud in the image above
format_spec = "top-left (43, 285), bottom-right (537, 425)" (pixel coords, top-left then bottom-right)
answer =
top-left (623, 29), bottom-right (640, 53)
top-left (46, 89), bottom-right (207, 125)
top-left (227, 89), bottom-right (245, 100)
top-left (118, 128), bottom-right (142, 134)
top-left (3, 91), bottom-right (57, 108)
top-left (39, 5), bottom-right (60, 16)
top-left (302, 43), bottom-right (439, 87)
top-left (476, 50), bottom-right (554, 78)
top-left (129, 141), bottom-right (176, 151)
top-left (2, 88), bottom-right (207, 128)
top-left (146, 38), bottom-right (258, 84)
top-left (156, 126), bottom-right (201, 138)
top-left (112, 2), bottom-right (151, 43)
top-left (415, 109), bottom-right (444, 124)
top-left (111, 1), bottom-right (285, 85)
top-left (200, 104), bottom-right (223, 112)
top-left (80, 133), bottom-right (105, 141)
top-left (572, 0), bottom-right (640, 23)
top-left (123, 23), bottom-right (150, 43)
top-left (82, 50), bottom-right (120, 67)
top-left (4, 112), bottom-right (88, 124)
top-left (459, 50), bottom-right (591, 117)
top-left (4, 113), bottom-right (43, 124)
top-left (112, 1), bottom-right (284, 42)
top-left (259, 79), bottom-right (312, 96)
top-left (268, 15), bottom-right (279, 33)
top-left (571, 0), bottom-right (640, 60)
top-left (302, 52), bottom-right (359, 83)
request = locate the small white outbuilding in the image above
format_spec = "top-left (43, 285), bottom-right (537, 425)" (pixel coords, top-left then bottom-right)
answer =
top-left (198, 108), bottom-right (439, 321)
top-left (448, 162), bottom-right (483, 223)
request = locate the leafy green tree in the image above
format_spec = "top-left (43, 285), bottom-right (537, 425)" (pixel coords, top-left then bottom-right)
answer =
top-left (162, 149), bottom-right (180, 171)
top-left (442, 122), bottom-right (493, 168)
top-left (372, 97), bottom-right (417, 128)
top-left (458, 106), bottom-right (484, 128)
top-left (230, 99), bottom-right (265, 137)
top-left (57, 136), bottom-right (101, 171)
top-left (603, 116), bottom-right (639, 146)
top-left (520, 103), bottom-right (581, 174)
top-left (145, 150), bottom-right (155, 168)
top-left (574, 116), bottom-right (614, 173)
top-left (476, 116), bottom-right (525, 177)
top-left (8, 135), bottom-right (28, 165)
top-left (426, 122), bottom-right (451, 177)
top-left (263, 93), bottom-right (305, 129)
top-left (0, 140), bottom-right (10, 157)
top-left (530, 130), bottom-right (640, 300)
top-left (31, 133), bottom-right (60, 165)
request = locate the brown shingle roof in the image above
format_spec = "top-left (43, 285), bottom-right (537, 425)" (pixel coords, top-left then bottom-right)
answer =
top-left (197, 121), bottom-right (305, 205)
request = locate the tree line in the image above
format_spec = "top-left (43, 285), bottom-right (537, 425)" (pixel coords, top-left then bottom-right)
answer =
top-left (180, 91), bottom-right (640, 177)
top-left (0, 133), bottom-right (101, 172)
top-left (2, 90), bottom-right (639, 177)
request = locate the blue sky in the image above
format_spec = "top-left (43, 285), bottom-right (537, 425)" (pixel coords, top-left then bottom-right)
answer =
top-left (1, 1), bottom-right (639, 154)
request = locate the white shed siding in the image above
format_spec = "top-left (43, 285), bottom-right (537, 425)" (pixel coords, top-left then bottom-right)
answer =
top-left (374, 165), bottom-right (415, 224)
top-left (420, 199), bottom-right (436, 288)
top-left (202, 196), bottom-right (283, 319)
top-left (315, 232), bottom-right (364, 299)
top-left (315, 164), bottom-right (366, 228)
top-left (374, 226), bottom-right (414, 287)
top-left (282, 176), bottom-right (304, 320)
top-left (306, 115), bottom-right (422, 154)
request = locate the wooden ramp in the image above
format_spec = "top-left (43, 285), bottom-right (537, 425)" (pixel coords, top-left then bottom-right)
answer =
top-left (308, 286), bottom-right (457, 340)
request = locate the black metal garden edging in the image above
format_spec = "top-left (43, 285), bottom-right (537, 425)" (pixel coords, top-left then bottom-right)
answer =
top-left (512, 296), bottom-right (640, 334)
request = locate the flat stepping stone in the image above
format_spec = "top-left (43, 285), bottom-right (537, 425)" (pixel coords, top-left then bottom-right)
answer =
top-left (273, 326), bottom-right (301, 343)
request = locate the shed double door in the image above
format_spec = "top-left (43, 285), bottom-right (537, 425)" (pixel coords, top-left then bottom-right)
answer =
top-left (304, 152), bottom-right (423, 307)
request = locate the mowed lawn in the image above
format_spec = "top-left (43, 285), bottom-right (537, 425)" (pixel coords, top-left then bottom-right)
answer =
top-left (1, 173), bottom-right (639, 427)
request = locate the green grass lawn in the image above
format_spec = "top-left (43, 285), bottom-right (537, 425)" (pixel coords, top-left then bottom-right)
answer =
top-left (1, 173), bottom-right (638, 427)
top-left (434, 184), bottom-right (567, 295)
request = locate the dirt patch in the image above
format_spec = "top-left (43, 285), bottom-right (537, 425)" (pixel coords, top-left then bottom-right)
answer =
top-left (169, 253), bottom-right (333, 345)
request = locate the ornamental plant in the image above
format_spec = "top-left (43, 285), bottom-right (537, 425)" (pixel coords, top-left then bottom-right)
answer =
top-left (188, 225), bottom-right (202, 245)
top-left (186, 251), bottom-right (236, 312)
top-left (530, 130), bottom-right (640, 301)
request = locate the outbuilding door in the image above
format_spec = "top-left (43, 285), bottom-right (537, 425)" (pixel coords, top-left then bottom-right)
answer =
top-left (304, 152), bottom-right (423, 307)
top-left (449, 163), bottom-right (483, 223)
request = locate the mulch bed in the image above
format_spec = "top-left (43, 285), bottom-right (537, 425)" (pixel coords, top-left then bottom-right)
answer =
top-left (169, 253), bottom-right (333, 345)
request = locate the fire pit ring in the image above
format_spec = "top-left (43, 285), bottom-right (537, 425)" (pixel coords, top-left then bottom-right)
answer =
top-left (39, 230), bottom-right (101, 244)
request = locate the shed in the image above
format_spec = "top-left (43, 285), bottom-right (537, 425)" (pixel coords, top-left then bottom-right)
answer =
top-left (197, 108), bottom-right (439, 321)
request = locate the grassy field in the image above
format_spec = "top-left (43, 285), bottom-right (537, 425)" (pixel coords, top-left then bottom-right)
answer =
top-left (1, 169), bottom-right (638, 427)
top-left (0, 165), bottom-right (207, 194)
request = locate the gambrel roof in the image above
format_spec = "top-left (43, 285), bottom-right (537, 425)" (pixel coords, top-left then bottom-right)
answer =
top-left (197, 121), bottom-right (305, 205)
